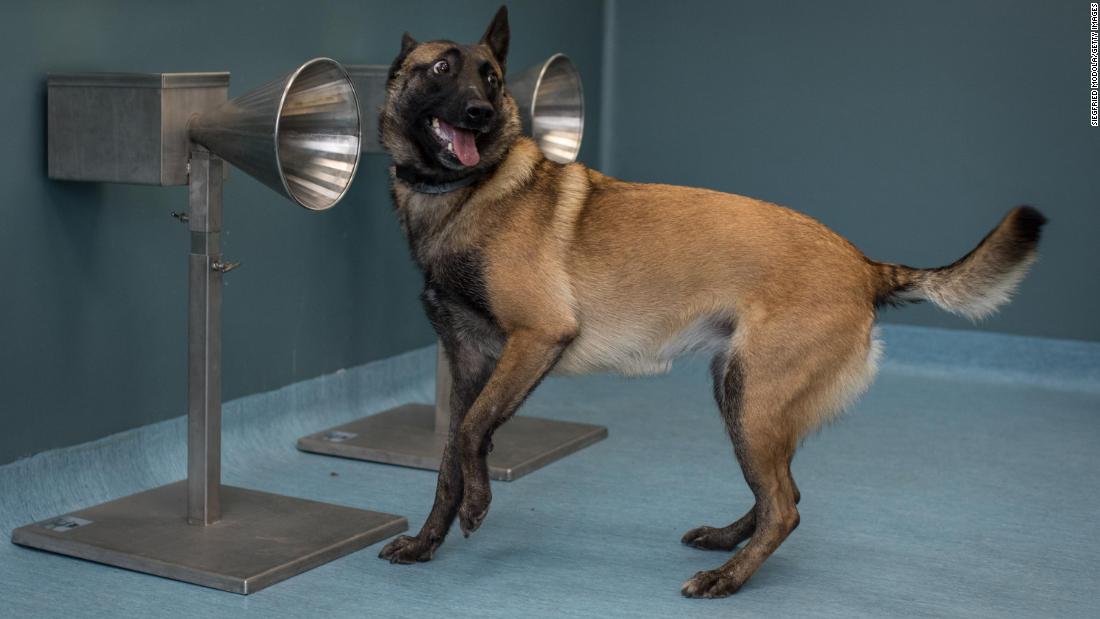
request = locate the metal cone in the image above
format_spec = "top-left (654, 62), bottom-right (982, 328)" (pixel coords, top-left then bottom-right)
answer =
top-left (190, 58), bottom-right (361, 210)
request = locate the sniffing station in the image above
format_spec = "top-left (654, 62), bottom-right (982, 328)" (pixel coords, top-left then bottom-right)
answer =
top-left (11, 59), bottom-right (407, 594)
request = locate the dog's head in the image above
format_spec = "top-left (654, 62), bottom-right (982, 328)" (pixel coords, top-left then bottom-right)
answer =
top-left (380, 6), bottom-right (522, 180)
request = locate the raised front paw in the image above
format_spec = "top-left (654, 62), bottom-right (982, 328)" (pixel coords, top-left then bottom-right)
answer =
top-left (681, 568), bottom-right (744, 599)
top-left (458, 488), bottom-right (491, 537)
top-left (681, 525), bottom-right (740, 551)
top-left (378, 534), bottom-right (437, 564)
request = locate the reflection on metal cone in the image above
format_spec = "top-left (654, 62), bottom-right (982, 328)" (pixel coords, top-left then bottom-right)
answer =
top-left (189, 58), bottom-right (361, 211)
top-left (509, 53), bottom-right (584, 164)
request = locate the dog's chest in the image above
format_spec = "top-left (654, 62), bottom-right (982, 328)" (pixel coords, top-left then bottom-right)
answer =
top-left (423, 251), bottom-right (492, 316)
top-left (420, 250), bottom-right (506, 357)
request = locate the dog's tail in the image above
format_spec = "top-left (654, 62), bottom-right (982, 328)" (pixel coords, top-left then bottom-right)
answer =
top-left (872, 206), bottom-right (1047, 320)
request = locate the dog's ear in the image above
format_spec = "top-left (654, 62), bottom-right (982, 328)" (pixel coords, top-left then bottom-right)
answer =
top-left (480, 6), bottom-right (509, 72)
top-left (400, 32), bottom-right (418, 56)
top-left (388, 32), bottom-right (418, 81)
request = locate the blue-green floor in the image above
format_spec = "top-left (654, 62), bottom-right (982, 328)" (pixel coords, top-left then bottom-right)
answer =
top-left (2, 325), bottom-right (1098, 618)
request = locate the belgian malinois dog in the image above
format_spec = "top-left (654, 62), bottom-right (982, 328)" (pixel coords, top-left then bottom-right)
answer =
top-left (376, 6), bottom-right (1046, 598)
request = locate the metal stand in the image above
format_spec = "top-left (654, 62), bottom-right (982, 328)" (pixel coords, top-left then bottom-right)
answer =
top-left (12, 152), bottom-right (407, 594)
top-left (298, 346), bottom-right (608, 481)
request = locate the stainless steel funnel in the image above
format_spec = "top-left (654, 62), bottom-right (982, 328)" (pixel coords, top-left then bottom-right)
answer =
top-left (189, 58), bottom-right (361, 211)
top-left (509, 53), bottom-right (584, 164)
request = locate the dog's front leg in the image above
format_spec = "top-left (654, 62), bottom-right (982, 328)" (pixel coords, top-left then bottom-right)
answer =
top-left (457, 329), bottom-right (571, 535)
top-left (379, 334), bottom-right (495, 563)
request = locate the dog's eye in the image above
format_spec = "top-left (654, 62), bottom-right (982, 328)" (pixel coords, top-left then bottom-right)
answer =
top-left (487, 73), bottom-right (498, 88)
top-left (432, 60), bottom-right (449, 75)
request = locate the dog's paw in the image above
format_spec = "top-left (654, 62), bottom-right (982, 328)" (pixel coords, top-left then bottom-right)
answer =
top-left (378, 534), bottom-right (435, 564)
top-left (458, 490), bottom-right (491, 537)
top-left (681, 525), bottom-right (740, 551)
top-left (681, 569), bottom-right (743, 599)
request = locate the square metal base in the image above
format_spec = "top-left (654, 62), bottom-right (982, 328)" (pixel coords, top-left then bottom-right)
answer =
top-left (297, 404), bottom-right (608, 481)
top-left (11, 481), bottom-right (407, 594)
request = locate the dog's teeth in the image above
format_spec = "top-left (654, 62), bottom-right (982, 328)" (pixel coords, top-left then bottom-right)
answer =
top-left (431, 117), bottom-right (450, 142)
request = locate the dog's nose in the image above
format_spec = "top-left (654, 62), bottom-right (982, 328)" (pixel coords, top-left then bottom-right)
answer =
top-left (465, 101), bottom-right (495, 124)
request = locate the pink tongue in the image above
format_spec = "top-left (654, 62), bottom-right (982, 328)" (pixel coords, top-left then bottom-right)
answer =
top-left (451, 127), bottom-right (480, 167)
top-left (440, 120), bottom-right (480, 167)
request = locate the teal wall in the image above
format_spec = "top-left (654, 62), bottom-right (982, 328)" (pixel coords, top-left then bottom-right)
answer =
top-left (603, 0), bottom-right (1099, 341)
top-left (4, 0), bottom-right (1096, 465)
top-left (0, 0), bottom-right (605, 464)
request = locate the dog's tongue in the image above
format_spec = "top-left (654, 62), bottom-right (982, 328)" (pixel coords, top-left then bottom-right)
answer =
top-left (441, 119), bottom-right (480, 167)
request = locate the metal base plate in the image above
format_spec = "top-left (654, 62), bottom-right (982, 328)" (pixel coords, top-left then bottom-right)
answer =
top-left (11, 481), bottom-right (407, 594)
top-left (297, 404), bottom-right (608, 481)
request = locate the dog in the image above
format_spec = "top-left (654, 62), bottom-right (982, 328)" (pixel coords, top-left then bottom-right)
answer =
top-left (376, 6), bottom-right (1047, 598)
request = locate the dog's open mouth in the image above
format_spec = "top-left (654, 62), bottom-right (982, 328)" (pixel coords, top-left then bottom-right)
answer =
top-left (429, 117), bottom-right (480, 167)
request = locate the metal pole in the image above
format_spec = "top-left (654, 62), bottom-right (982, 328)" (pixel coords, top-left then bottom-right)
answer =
top-left (187, 149), bottom-right (224, 525)
top-left (12, 145), bottom-right (408, 593)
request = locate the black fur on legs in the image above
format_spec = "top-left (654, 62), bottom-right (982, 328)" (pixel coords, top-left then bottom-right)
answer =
top-left (378, 287), bottom-right (497, 563)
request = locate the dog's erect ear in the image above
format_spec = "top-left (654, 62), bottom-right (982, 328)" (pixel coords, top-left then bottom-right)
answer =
top-left (389, 32), bottom-right (418, 81)
top-left (480, 6), bottom-right (509, 71)
top-left (400, 32), bottom-right (418, 56)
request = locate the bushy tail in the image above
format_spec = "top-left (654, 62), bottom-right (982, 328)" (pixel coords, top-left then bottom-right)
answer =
top-left (873, 206), bottom-right (1047, 320)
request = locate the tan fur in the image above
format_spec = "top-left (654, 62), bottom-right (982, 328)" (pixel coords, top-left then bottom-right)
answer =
top-left (388, 142), bottom-right (888, 596)
top-left (885, 207), bottom-right (1042, 320)
top-left (393, 140), bottom-right (882, 438)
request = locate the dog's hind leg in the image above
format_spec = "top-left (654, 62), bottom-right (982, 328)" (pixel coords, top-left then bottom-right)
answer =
top-left (681, 352), bottom-right (757, 551)
top-left (682, 349), bottom-right (804, 551)
top-left (681, 317), bottom-right (876, 597)
top-left (681, 340), bottom-right (801, 597)
top-left (682, 449), bottom-right (801, 552)
top-left (682, 510), bottom-right (756, 551)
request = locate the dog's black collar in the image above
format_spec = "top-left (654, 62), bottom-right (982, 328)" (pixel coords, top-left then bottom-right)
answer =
top-left (394, 165), bottom-right (487, 195)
